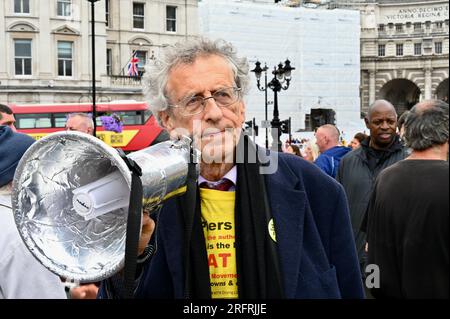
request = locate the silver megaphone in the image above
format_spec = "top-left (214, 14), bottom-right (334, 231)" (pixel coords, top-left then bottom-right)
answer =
top-left (12, 131), bottom-right (199, 283)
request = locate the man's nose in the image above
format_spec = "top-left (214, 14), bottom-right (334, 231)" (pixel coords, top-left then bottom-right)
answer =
top-left (380, 121), bottom-right (390, 129)
top-left (203, 97), bottom-right (223, 122)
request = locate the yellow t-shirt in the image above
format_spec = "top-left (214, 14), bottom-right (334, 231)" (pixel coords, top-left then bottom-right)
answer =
top-left (200, 188), bottom-right (238, 299)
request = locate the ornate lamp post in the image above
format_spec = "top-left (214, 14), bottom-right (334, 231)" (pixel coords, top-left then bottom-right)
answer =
top-left (88, 0), bottom-right (100, 136)
top-left (250, 61), bottom-right (269, 149)
top-left (252, 59), bottom-right (295, 151)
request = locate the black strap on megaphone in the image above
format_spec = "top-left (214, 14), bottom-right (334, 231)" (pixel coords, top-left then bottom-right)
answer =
top-left (117, 149), bottom-right (143, 299)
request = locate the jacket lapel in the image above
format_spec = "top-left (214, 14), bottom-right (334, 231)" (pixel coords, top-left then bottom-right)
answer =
top-left (158, 200), bottom-right (185, 298)
top-left (265, 162), bottom-right (306, 298)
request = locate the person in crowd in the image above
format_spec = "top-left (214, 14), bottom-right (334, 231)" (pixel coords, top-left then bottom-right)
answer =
top-left (0, 126), bottom-right (67, 299)
top-left (0, 104), bottom-right (17, 132)
top-left (336, 99), bottom-right (408, 281)
top-left (366, 100), bottom-right (449, 298)
top-left (98, 37), bottom-right (364, 299)
top-left (65, 113), bottom-right (94, 135)
top-left (304, 138), bottom-right (320, 162)
top-left (349, 132), bottom-right (368, 150)
top-left (314, 124), bottom-right (352, 178)
top-left (284, 143), bottom-right (303, 157)
top-left (397, 110), bottom-right (410, 140)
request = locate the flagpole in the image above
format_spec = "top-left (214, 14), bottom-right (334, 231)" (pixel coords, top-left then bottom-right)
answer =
top-left (88, 0), bottom-right (99, 136)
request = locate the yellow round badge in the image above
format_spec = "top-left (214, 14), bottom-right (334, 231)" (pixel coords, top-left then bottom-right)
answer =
top-left (268, 219), bottom-right (277, 242)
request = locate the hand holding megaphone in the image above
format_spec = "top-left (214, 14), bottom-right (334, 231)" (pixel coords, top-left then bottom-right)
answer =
top-left (139, 212), bottom-right (155, 256)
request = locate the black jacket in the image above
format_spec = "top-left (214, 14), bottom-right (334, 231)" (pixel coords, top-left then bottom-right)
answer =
top-left (336, 136), bottom-right (408, 269)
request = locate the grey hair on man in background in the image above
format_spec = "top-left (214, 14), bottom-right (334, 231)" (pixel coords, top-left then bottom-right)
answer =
top-left (403, 99), bottom-right (449, 151)
top-left (67, 113), bottom-right (94, 128)
top-left (142, 37), bottom-right (250, 124)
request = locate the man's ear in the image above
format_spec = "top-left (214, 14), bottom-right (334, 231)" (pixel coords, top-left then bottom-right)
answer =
top-left (238, 101), bottom-right (246, 125)
top-left (159, 110), bottom-right (174, 130)
top-left (364, 117), bottom-right (370, 129)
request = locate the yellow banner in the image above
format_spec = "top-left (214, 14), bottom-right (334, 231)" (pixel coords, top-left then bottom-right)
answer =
top-left (27, 130), bottom-right (139, 147)
top-left (95, 130), bottom-right (139, 147)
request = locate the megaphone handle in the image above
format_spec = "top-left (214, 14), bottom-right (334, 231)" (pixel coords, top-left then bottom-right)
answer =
top-left (181, 161), bottom-right (199, 299)
top-left (119, 148), bottom-right (144, 299)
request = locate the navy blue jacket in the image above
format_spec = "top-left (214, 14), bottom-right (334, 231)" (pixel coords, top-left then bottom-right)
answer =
top-left (99, 152), bottom-right (364, 299)
top-left (315, 146), bottom-right (352, 178)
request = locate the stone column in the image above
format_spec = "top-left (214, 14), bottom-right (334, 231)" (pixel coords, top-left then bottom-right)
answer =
top-left (369, 70), bottom-right (376, 105)
top-left (424, 60), bottom-right (432, 100)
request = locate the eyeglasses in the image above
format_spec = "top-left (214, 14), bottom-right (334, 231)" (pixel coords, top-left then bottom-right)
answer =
top-left (169, 87), bottom-right (242, 117)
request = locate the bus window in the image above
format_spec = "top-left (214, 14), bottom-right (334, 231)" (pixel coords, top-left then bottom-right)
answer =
top-left (96, 111), bottom-right (145, 126)
top-left (54, 113), bottom-right (69, 128)
top-left (144, 109), bottom-right (153, 123)
top-left (118, 111), bottom-right (142, 125)
top-left (16, 114), bottom-right (52, 129)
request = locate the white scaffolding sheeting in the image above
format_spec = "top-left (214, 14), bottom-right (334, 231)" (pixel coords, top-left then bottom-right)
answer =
top-left (199, 0), bottom-right (366, 143)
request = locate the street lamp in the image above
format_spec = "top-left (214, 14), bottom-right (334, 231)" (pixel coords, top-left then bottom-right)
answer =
top-left (252, 59), bottom-right (295, 151)
top-left (88, 0), bottom-right (100, 136)
top-left (250, 61), bottom-right (269, 149)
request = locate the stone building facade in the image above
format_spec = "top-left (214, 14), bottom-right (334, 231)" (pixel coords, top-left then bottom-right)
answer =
top-left (0, 0), bottom-right (199, 104)
top-left (351, 0), bottom-right (449, 115)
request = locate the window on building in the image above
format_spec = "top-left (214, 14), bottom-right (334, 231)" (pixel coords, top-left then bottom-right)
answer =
top-left (425, 21), bottom-right (431, 29)
top-left (435, 21), bottom-right (443, 29)
top-left (166, 6), bottom-right (177, 32)
top-left (377, 24), bottom-right (384, 32)
top-left (435, 42), bottom-right (443, 54)
top-left (58, 41), bottom-right (73, 76)
top-left (414, 43), bottom-right (422, 55)
top-left (388, 23), bottom-right (394, 29)
top-left (133, 2), bottom-right (144, 29)
top-left (57, 0), bottom-right (71, 17)
top-left (105, 0), bottom-right (110, 27)
top-left (14, 0), bottom-right (30, 13)
top-left (395, 24), bottom-right (403, 32)
top-left (378, 44), bottom-right (385, 57)
top-left (135, 50), bottom-right (147, 75)
top-left (396, 43), bottom-right (403, 56)
top-left (413, 22), bottom-right (422, 31)
top-left (106, 48), bottom-right (112, 75)
top-left (14, 39), bottom-right (32, 75)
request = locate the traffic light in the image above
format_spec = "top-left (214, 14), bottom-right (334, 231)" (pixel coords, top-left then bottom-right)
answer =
top-left (280, 118), bottom-right (290, 134)
top-left (252, 118), bottom-right (259, 136)
top-left (280, 117), bottom-right (292, 142)
top-left (244, 118), bottom-right (259, 137)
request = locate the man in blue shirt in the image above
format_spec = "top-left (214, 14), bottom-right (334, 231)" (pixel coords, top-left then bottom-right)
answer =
top-left (314, 124), bottom-right (352, 178)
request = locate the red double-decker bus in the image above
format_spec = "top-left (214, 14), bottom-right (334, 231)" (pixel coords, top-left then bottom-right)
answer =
top-left (10, 101), bottom-right (167, 152)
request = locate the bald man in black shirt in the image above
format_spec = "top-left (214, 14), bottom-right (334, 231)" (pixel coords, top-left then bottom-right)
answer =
top-left (366, 99), bottom-right (449, 298)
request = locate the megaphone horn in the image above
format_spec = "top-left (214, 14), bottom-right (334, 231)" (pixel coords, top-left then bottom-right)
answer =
top-left (12, 131), bottom-right (199, 283)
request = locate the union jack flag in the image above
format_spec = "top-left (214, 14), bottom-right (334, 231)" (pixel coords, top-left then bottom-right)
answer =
top-left (127, 53), bottom-right (140, 77)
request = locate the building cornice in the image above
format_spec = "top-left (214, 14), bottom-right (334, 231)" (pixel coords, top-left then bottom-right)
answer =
top-left (7, 21), bottom-right (39, 33)
top-left (377, 1), bottom-right (447, 7)
top-left (362, 53), bottom-right (449, 63)
top-left (0, 86), bottom-right (142, 94)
